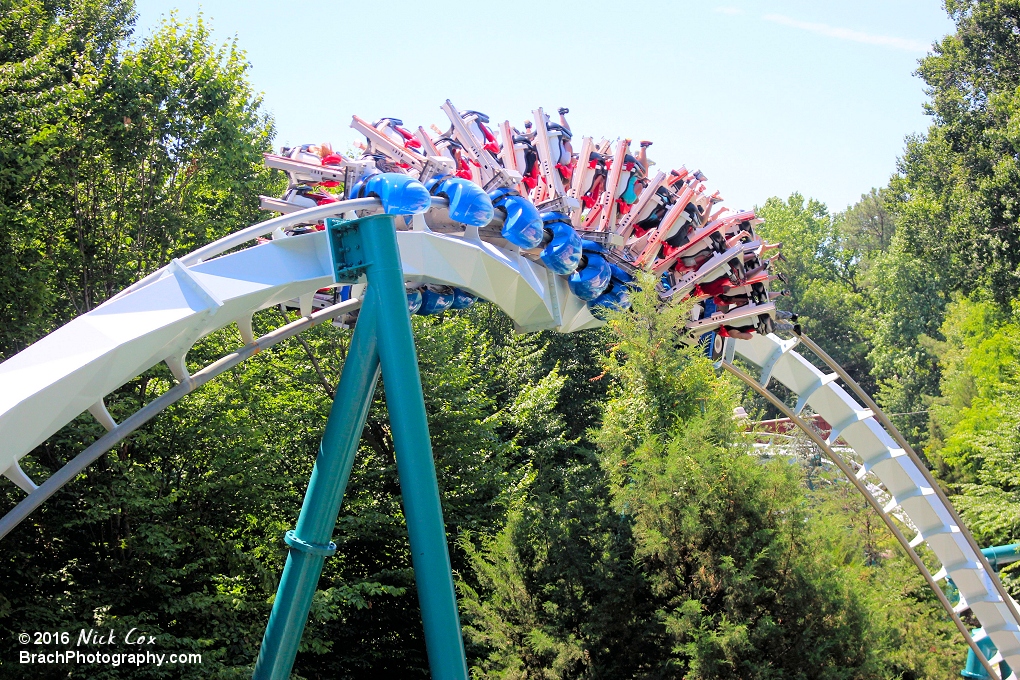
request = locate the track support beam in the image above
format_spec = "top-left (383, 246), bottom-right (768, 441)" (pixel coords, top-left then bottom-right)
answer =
top-left (0, 299), bottom-right (363, 541)
top-left (252, 214), bottom-right (467, 680)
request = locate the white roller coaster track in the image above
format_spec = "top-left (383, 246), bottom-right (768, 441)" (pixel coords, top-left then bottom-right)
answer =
top-left (0, 196), bottom-right (598, 491)
top-left (0, 197), bottom-right (1016, 676)
top-left (726, 333), bottom-right (1020, 677)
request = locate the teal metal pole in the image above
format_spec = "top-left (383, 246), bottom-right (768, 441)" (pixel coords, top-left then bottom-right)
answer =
top-left (983, 543), bottom-right (1020, 571)
top-left (958, 544), bottom-right (1020, 678)
top-left (962, 627), bottom-right (1012, 678)
top-left (253, 301), bottom-right (381, 680)
top-left (357, 214), bottom-right (469, 680)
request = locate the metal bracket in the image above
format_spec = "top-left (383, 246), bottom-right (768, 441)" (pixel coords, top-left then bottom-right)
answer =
top-left (418, 156), bottom-right (456, 184)
top-left (482, 172), bottom-right (522, 192)
top-left (88, 398), bottom-right (117, 432)
top-left (583, 231), bottom-right (627, 251)
top-left (284, 530), bottom-right (337, 557)
top-left (3, 461), bottom-right (37, 494)
top-left (169, 259), bottom-right (223, 315)
top-left (536, 195), bottom-right (581, 214)
top-left (325, 217), bottom-right (369, 282)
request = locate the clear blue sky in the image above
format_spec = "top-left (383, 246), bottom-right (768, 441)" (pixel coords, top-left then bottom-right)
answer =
top-left (132, 0), bottom-right (955, 214)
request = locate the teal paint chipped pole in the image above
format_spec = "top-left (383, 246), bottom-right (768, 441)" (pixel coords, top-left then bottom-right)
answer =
top-left (253, 206), bottom-right (468, 679)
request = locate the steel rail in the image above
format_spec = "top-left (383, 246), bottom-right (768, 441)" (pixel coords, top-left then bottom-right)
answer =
top-left (794, 331), bottom-right (1020, 632)
top-left (107, 198), bottom-right (378, 303)
top-left (109, 196), bottom-right (451, 303)
top-left (721, 359), bottom-right (1002, 679)
top-left (0, 298), bottom-right (363, 540)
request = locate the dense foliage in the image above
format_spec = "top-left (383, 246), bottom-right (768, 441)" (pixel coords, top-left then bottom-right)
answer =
top-left (2, 0), bottom-right (1019, 678)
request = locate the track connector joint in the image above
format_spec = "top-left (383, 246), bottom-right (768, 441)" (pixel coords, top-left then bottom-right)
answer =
top-left (325, 217), bottom-right (369, 282)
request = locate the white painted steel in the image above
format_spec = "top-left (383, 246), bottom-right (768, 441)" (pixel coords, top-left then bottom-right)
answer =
top-left (0, 200), bottom-right (599, 487)
top-left (733, 333), bottom-right (1020, 667)
top-left (0, 297), bottom-right (363, 541)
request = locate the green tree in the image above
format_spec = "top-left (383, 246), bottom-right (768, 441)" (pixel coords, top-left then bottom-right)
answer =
top-left (757, 194), bottom-right (875, 394)
top-left (805, 481), bottom-right (966, 678)
top-left (0, 10), bottom-right (288, 678)
top-left (924, 297), bottom-right (1019, 478)
top-left (595, 284), bottom-right (879, 678)
top-left (0, 0), bottom-right (133, 357)
top-left (836, 188), bottom-right (896, 260)
top-left (459, 366), bottom-right (657, 679)
top-left (920, 297), bottom-right (1020, 572)
top-left (895, 0), bottom-right (1020, 304)
top-left (40, 12), bottom-right (277, 316)
top-left (863, 240), bottom-right (948, 450)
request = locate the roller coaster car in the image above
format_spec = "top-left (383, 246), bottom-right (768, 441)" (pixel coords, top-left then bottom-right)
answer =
top-left (694, 298), bottom-right (748, 360)
top-left (628, 186), bottom-right (674, 232)
top-left (517, 109), bottom-right (575, 203)
top-left (724, 223), bottom-right (758, 250)
top-left (611, 154), bottom-right (643, 209)
top-left (668, 243), bottom-right (722, 273)
top-left (281, 185), bottom-right (340, 210)
top-left (280, 143), bottom-right (323, 166)
top-left (652, 209), bottom-right (757, 275)
top-left (618, 182), bottom-right (700, 263)
top-left (644, 193), bottom-right (700, 235)
top-left (441, 102), bottom-right (527, 190)
top-left (615, 172), bottom-right (668, 236)
top-left (719, 279), bottom-right (772, 306)
top-left (659, 245), bottom-right (750, 302)
top-left (373, 117), bottom-right (423, 151)
top-left (360, 151), bottom-right (409, 176)
top-left (258, 179), bottom-right (343, 220)
top-left (458, 110), bottom-right (500, 155)
top-left (351, 115), bottom-right (426, 172)
top-left (740, 252), bottom-right (781, 283)
top-left (738, 238), bottom-right (764, 257)
top-left (719, 274), bottom-right (779, 307)
top-left (510, 135), bottom-right (541, 189)
top-left (697, 300), bottom-right (728, 361)
top-left (263, 107), bottom-right (780, 341)
top-left (544, 122), bottom-right (573, 179)
top-left (432, 137), bottom-right (476, 181)
top-left (693, 263), bottom-right (779, 311)
top-left (686, 301), bottom-right (777, 340)
top-left (627, 209), bottom-right (692, 264)
top-left (265, 146), bottom-right (346, 187)
top-left (578, 152), bottom-right (609, 208)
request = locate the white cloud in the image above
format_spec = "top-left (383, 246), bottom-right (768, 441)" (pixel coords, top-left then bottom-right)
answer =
top-left (763, 14), bottom-right (930, 52)
top-left (715, 7), bottom-right (743, 15)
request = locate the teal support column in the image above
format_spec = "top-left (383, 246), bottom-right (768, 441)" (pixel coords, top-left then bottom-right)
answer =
top-left (962, 628), bottom-right (1012, 679)
top-left (358, 215), bottom-right (469, 680)
top-left (983, 543), bottom-right (1020, 571)
top-left (253, 210), bottom-right (468, 680)
top-left (253, 302), bottom-right (381, 680)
